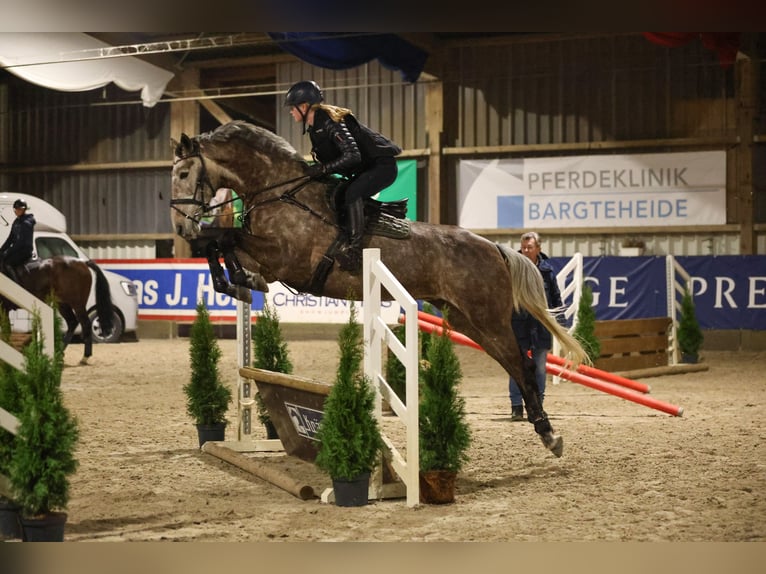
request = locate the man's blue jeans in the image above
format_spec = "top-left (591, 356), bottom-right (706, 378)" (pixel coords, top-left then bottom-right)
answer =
top-left (509, 347), bottom-right (548, 407)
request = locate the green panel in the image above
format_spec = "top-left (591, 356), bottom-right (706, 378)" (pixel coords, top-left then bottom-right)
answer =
top-left (376, 159), bottom-right (417, 221)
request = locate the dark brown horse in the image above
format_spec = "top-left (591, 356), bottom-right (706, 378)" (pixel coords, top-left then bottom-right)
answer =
top-left (170, 120), bottom-right (587, 457)
top-left (2, 256), bottom-right (114, 364)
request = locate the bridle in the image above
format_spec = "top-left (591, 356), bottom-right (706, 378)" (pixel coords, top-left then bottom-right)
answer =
top-left (170, 149), bottom-right (218, 213)
top-left (170, 147), bottom-right (339, 231)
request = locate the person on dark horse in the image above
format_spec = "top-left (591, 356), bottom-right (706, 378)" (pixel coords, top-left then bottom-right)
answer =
top-left (0, 198), bottom-right (36, 284)
top-left (284, 80), bottom-right (402, 272)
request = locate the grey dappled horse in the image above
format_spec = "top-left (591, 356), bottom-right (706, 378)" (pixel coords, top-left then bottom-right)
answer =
top-left (170, 120), bottom-right (587, 457)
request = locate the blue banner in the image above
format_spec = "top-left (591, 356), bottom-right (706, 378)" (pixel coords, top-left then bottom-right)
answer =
top-left (101, 256), bottom-right (766, 330)
top-left (550, 255), bottom-right (766, 330)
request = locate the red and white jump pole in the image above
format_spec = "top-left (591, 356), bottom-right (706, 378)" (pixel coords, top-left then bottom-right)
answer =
top-left (545, 354), bottom-right (650, 394)
top-left (398, 315), bottom-right (484, 351)
top-left (403, 310), bottom-right (683, 417)
top-left (414, 310), bottom-right (650, 394)
top-left (545, 363), bottom-right (683, 417)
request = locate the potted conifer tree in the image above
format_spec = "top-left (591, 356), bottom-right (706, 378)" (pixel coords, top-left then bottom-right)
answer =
top-left (9, 306), bottom-right (77, 541)
top-left (184, 299), bottom-right (233, 447)
top-left (677, 288), bottom-right (704, 364)
top-left (251, 301), bottom-right (293, 439)
top-left (418, 312), bottom-right (471, 504)
top-left (0, 307), bottom-right (22, 540)
top-left (314, 304), bottom-right (383, 507)
top-left (384, 303), bottom-right (435, 407)
top-left (572, 283), bottom-right (601, 364)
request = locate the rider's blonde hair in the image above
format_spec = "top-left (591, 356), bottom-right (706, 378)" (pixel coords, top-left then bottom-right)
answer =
top-left (313, 103), bottom-right (353, 122)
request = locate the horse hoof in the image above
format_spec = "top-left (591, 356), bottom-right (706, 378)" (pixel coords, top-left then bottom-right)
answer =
top-left (79, 357), bottom-right (89, 366)
top-left (230, 270), bottom-right (247, 285)
top-left (540, 433), bottom-right (563, 458)
top-left (233, 285), bottom-right (252, 304)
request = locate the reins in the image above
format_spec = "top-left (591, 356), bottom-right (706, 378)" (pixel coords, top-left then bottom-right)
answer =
top-left (171, 149), bottom-right (341, 232)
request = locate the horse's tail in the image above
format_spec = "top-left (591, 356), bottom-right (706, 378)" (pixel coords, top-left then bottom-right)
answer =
top-left (497, 244), bottom-right (589, 368)
top-left (86, 260), bottom-right (114, 334)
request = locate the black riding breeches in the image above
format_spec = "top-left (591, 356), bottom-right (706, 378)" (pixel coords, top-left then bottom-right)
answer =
top-left (2, 251), bottom-right (31, 267)
top-left (345, 157), bottom-right (398, 204)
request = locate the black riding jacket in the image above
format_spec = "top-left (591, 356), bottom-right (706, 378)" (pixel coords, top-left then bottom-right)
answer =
top-left (0, 212), bottom-right (36, 264)
top-left (308, 107), bottom-right (401, 177)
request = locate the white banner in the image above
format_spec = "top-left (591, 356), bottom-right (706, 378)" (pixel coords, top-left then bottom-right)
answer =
top-left (265, 282), bottom-right (400, 324)
top-left (100, 260), bottom-right (400, 324)
top-left (458, 151), bottom-right (726, 229)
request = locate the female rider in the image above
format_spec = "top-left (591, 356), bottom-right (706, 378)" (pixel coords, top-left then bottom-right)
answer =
top-left (284, 80), bottom-right (401, 272)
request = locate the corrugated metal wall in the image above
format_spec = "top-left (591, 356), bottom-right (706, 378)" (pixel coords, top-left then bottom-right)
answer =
top-left (2, 76), bottom-right (170, 164)
top-left (444, 34), bottom-right (735, 147)
top-left (4, 169), bottom-right (170, 236)
top-left (0, 73), bottom-right (173, 249)
top-left (276, 61), bottom-right (427, 154)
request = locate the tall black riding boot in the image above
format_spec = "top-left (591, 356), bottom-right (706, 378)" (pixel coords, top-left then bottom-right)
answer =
top-left (336, 198), bottom-right (364, 272)
top-left (3, 265), bottom-right (18, 284)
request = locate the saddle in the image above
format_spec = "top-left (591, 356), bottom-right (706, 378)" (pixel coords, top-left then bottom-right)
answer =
top-left (326, 181), bottom-right (411, 240)
top-left (303, 182), bottom-right (411, 294)
top-left (0, 259), bottom-right (38, 285)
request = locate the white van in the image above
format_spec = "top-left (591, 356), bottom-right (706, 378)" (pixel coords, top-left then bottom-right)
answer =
top-left (0, 193), bottom-right (139, 343)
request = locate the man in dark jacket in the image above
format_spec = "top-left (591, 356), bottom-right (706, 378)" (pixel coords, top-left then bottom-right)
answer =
top-left (0, 198), bottom-right (36, 283)
top-left (284, 80), bottom-right (402, 272)
top-left (509, 231), bottom-right (565, 421)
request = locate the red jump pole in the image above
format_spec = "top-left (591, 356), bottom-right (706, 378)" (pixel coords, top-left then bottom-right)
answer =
top-left (420, 310), bottom-right (651, 394)
top-left (398, 315), bottom-right (484, 351)
top-left (546, 362), bottom-right (683, 417)
top-left (401, 313), bottom-right (683, 416)
top-left (415, 311), bottom-right (484, 350)
top-left (416, 319), bottom-right (485, 351)
top-left (546, 353), bottom-right (651, 394)
top-left (418, 310), bottom-right (445, 326)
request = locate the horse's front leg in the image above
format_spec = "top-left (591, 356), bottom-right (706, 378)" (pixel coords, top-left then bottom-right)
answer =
top-left (205, 240), bottom-right (230, 294)
top-left (219, 232), bottom-right (269, 292)
top-left (206, 238), bottom-right (253, 304)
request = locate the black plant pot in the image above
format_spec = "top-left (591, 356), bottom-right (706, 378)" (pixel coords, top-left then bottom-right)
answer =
top-left (332, 472), bottom-right (371, 507)
top-left (196, 422), bottom-right (226, 447)
top-left (680, 353), bottom-right (699, 364)
top-left (0, 498), bottom-right (22, 540)
top-left (19, 512), bottom-right (67, 542)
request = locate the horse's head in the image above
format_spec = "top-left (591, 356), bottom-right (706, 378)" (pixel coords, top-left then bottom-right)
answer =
top-left (170, 121), bottom-right (314, 240)
top-left (170, 133), bottom-right (235, 240)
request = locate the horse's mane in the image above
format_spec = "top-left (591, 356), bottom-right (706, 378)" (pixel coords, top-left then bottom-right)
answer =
top-left (198, 120), bottom-right (304, 163)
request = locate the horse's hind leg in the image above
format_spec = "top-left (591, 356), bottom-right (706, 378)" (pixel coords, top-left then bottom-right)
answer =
top-left (75, 308), bottom-right (93, 365)
top-left (436, 302), bottom-right (563, 458)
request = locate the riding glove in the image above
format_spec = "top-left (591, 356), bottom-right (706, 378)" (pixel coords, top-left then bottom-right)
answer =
top-left (307, 163), bottom-right (325, 177)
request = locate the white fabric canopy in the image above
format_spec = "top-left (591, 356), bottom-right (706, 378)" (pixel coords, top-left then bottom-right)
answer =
top-left (0, 33), bottom-right (174, 107)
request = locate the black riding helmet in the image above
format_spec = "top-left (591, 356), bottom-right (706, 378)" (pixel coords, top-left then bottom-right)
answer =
top-left (283, 80), bottom-right (324, 107)
top-left (13, 199), bottom-right (27, 210)
top-left (285, 81), bottom-right (324, 134)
